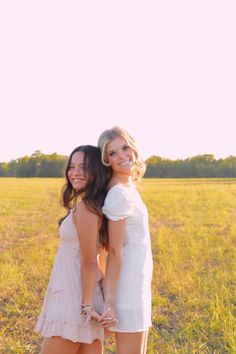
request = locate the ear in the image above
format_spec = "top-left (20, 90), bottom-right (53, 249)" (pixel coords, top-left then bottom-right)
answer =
top-left (102, 158), bottom-right (112, 167)
top-left (104, 161), bottom-right (112, 167)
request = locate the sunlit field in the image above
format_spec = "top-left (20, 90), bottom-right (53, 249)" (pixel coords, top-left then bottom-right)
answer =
top-left (0, 178), bottom-right (235, 353)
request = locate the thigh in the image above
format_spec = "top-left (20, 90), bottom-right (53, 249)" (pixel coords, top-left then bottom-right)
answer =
top-left (40, 336), bottom-right (81, 354)
top-left (77, 339), bottom-right (103, 354)
top-left (115, 331), bottom-right (148, 354)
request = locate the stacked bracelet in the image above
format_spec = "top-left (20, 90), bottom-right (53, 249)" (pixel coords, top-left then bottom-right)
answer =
top-left (104, 299), bottom-right (114, 312)
top-left (81, 304), bottom-right (93, 325)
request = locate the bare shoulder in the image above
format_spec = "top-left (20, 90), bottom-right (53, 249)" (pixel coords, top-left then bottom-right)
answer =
top-left (74, 201), bottom-right (99, 225)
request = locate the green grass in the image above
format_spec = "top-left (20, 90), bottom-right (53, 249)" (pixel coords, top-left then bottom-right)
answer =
top-left (0, 178), bottom-right (235, 353)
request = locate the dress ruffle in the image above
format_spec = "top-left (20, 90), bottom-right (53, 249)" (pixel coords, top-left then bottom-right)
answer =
top-left (36, 285), bottom-right (104, 342)
top-left (37, 298), bottom-right (104, 343)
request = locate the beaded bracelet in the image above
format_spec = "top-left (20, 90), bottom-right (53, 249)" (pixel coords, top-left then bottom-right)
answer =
top-left (81, 304), bottom-right (94, 325)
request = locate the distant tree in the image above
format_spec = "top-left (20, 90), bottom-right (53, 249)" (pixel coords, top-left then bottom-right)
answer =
top-left (0, 162), bottom-right (9, 176)
top-left (37, 153), bottom-right (67, 177)
top-left (8, 160), bottom-right (18, 177)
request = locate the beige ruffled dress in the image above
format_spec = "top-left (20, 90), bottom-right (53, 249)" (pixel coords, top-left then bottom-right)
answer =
top-left (36, 209), bottom-right (104, 343)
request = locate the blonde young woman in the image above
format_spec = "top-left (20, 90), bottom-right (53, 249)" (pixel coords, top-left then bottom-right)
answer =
top-left (97, 127), bottom-right (153, 354)
top-left (36, 145), bottom-right (115, 354)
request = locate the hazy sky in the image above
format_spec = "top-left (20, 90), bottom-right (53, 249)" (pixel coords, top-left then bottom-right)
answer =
top-left (0, 1), bottom-right (235, 162)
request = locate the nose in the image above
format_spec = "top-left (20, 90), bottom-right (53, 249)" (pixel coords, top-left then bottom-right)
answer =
top-left (118, 150), bottom-right (126, 160)
top-left (74, 166), bottom-right (83, 175)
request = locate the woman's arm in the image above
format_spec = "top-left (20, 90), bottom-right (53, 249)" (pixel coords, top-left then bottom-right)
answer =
top-left (74, 202), bottom-right (99, 307)
top-left (104, 219), bottom-right (125, 302)
top-left (99, 218), bottom-right (125, 326)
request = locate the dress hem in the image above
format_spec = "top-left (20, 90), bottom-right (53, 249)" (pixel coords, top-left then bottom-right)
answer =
top-left (35, 329), bottom-right (104, 344)
top-left (108, 323), bottom-right (152, 333)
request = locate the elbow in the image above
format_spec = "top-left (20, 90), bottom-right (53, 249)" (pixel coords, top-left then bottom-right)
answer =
top-left (81, 257), bottom-right (98, 270)
top-left (108, 247), bottom-right (122, 260)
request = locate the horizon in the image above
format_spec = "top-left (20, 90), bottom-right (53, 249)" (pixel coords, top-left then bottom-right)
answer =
top-left (1, 148), bottom-right (235, 164)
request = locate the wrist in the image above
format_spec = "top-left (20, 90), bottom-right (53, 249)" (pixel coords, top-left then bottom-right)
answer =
top-left (105, 297), bottom-right (115, 305)
top-left (81, 304), bottom-right (94, 323)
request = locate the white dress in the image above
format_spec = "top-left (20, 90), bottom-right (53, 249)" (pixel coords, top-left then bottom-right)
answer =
top-left (35, 209), bottom-right (104, 343)
top-left (102, 184), bottom-right (153, 332)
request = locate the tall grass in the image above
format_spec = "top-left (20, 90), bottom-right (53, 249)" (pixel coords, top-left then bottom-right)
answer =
top-left (0, 178), bottom-right (235, 353)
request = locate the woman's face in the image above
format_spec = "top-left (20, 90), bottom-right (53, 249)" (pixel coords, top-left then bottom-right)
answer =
top-left (68, 151), bottom-right (88, 191)
top-left (106, 136), bottom-right (136, 176)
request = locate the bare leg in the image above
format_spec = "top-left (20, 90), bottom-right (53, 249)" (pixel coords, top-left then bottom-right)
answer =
top-left (40, 336), bottom-right (81, 354)
top-left (77, 339), bottom-right (103, 354)
top-left (115, 331), bottom-right (148, 354)
top-left (142, 330), bottom-right (149, 354)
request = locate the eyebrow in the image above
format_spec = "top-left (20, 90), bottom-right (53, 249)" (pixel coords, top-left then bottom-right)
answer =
top-left (107, 144), bottom-right (128, 153)
top-left (69, 162), bottom-right (85, 166)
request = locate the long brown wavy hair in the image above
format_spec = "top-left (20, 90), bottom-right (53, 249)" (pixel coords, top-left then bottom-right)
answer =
top-left (59, 145), bottom-right (111, 249)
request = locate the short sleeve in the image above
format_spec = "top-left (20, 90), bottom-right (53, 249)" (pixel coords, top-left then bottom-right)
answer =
top-left (102, 185), bottom-right (134, 221)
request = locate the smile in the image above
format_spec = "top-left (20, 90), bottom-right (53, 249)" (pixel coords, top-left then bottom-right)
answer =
top-left (119, 160), bottom-right (132, 166)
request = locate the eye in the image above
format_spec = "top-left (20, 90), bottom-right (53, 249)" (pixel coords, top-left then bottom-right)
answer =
top-left (82, 164), bottom-right (89, 171)
top-left (109, 151), bottom-right (117, 157)
top-left (123, 145), bottom-right (130, 151)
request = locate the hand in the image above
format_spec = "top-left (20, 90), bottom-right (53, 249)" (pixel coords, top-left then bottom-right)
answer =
top-left (99, 302), bottom-right (119, 328)
top-left (91, 310), bottom-right (102, 322)
top-left (81, 304), bottom-right (102, 326)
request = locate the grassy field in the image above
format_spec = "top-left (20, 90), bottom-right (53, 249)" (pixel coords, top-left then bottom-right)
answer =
top-left (0, 178), bottom-right (235, 353)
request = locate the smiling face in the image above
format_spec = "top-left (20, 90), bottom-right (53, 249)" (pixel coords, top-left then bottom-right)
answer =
top-left (67, 151), bottom-right (88, 191)
top-left (106, 136), bottom-right (136, 177)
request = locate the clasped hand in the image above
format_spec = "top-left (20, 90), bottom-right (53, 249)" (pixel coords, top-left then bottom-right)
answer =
top-left (91, 303), bottom-right (118, 328)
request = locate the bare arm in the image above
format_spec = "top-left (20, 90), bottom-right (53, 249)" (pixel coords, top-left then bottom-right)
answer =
top-left (104, 218), bottom-right (125, 303)
top-left (99, 218), bottom-right (125, 326)
top-left (74, 202), bottom-right (99, 305)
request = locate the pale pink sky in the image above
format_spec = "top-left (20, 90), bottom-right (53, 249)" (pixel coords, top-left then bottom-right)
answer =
top-left (0, 1), bottom-right (235, 162)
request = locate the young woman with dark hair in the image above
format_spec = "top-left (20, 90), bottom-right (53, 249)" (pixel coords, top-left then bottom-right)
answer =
top-left (36, 145), bottom-right (115, 354)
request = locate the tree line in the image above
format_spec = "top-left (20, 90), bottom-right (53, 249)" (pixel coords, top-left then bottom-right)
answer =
top-left (0, 151), bottom-right (67, 177)
top-left (0, 151), bottom-right (236, 178)
top-left (145, 154), bottom-right (236, 178)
